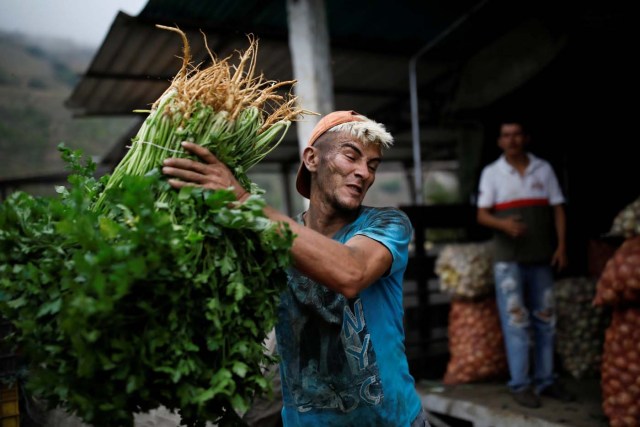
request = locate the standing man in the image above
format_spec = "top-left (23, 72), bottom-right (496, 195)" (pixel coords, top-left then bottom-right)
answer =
top-left (477, 120), bottom-right (573, 408)
top-left (162, 111), bottom-right (427, 426)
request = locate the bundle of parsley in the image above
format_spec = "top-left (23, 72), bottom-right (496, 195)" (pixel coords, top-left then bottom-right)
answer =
top-left (0, 27), bottom-right (299, 427)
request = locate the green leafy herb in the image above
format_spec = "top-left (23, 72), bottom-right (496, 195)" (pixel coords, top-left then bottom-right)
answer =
top-left (0, 26), bottom-right (300, 427)
top-left (1, 146), bottom-right (293, 426)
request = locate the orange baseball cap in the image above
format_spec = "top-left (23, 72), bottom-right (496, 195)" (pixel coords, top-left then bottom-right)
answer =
top-left (295, 110), bottom-right (365, 199)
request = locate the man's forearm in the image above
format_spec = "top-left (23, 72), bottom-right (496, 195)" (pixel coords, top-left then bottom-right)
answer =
top-left (477, 208), bottom-right (505, 232)
top-left (553, 204), bottom-right (566, 250)
top-left (262, 206), bottom-right (391, 298)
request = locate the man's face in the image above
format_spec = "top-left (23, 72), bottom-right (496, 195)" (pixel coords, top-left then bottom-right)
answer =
top-left (313, 133), bottom-right (382, 212)
top-left (498, 123), bottom-right (528, 156)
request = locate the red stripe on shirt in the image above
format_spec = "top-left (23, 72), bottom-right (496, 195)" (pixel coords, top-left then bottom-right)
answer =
top-left (494, 198), bottom-right (549, 211)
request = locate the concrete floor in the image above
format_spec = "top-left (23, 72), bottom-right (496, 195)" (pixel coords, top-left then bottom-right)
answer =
top-left (43, 406), bottom-right (218, 427)
top-left (418, 378), bottom-right (609, 427)
top-left (35, 378), bottom-right (608, 427)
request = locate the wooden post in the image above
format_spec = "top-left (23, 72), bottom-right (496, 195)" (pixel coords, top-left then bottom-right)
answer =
top-left (286, 0), bottom-right (335, 159)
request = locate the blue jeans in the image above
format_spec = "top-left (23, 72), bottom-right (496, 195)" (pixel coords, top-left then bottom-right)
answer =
top-left (411, 409), bottom-right (431, 427)
top-left (493, 262), bottom-right (556, 393)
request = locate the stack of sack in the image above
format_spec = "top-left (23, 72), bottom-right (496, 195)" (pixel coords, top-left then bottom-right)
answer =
top-left (554, 277), bottom-right (608, 380)
top-left (435, 242), bottom-right (508, 384)
top-left (593, 197), bottom-right (640, 426)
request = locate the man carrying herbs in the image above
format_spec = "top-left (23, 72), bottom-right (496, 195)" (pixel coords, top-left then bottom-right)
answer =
top-left (163, 111), bottom-right (428, 426)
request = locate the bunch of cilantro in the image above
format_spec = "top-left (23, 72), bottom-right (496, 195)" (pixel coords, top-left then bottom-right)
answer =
top-left (0, 146), bottom-right (293, 426)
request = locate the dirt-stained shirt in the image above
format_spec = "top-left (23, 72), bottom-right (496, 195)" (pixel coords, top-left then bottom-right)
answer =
top-left (276, 206), bottom-right (421, 427)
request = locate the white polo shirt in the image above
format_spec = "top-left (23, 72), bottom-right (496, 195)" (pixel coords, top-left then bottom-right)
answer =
top-left (478, 153), bottom-right (564, 263)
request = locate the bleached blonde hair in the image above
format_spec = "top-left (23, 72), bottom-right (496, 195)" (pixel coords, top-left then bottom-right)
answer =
top-left (327, 115), bottom-right (394, 149)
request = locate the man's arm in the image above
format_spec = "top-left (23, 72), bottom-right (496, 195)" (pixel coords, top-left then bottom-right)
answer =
top-left (260, 206), bottom-right (392, 298)
top-left (551, 204), bottom-right (568, 270)
top-left (545, 164), bottom-right (567, 270)
top-left (476, 167), bottom-right (526, 238)
top-left (162, 142), bottom-right (392, 299)
top-left (477, 207), bottom-right (527, 238)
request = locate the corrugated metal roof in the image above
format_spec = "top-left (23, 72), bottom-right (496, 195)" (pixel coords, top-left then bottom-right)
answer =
top-left (65, 0), bottom-right (566, 165)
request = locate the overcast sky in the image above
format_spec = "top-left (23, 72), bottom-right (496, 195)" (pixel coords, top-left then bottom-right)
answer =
top-left (0, 0), bottom-right (148, 47)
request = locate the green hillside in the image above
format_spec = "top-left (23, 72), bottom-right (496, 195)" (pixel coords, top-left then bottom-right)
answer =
top-left (0, 32), bottom-right (137, 180)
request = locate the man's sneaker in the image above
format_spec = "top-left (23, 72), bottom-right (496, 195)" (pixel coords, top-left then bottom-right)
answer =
top-left (539, 382), bottom-right (576, 402)
top-left (511, 387), bottom-right (541, 408)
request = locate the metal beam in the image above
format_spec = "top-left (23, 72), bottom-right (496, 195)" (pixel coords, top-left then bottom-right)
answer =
top-left (286, 0), bottom-right (335, 160)
top-left (408, 0), bottom-right (490, 205)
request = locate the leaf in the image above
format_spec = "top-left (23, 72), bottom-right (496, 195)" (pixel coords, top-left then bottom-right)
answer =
top-left (178, 186), bottom-right (195, 201)
top-left (209, 368), bottom-right (233, 397)
top-left (98, 216), bottom-right (120, 240)
top-left (126, 376), bottom-right (139, 393)
top-left (193, 388), bottom-right (215, 404)
top-left (230, 394), bottom-right (249, 413)
top-left (84, 330), bottom-right (101, 343)
top-left (219, 254), bottom-right (234, 276)
top-left (231, 361), bottom-right (248, 378)
top-left (7, 296), bottom-right (27, 309)
top-left (36, 298), bottom-right (61, 317)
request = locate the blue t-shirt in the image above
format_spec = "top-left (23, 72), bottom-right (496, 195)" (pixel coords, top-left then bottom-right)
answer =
top-left (276, 206), bottom-right (422, 426)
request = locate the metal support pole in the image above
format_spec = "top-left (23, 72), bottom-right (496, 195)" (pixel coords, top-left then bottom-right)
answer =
top-left (408, 0), bottom-right (489, 205)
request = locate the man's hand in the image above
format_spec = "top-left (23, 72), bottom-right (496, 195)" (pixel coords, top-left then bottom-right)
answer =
top-left (162, 142), bottom-right (249, 202)
top-left (501, 215), bottom-right (527, 238)
top-left (551, 246), bottom-right (568, 271)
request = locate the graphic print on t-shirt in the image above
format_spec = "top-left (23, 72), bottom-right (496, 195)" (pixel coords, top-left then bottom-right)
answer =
top-left (279, 269), bottom-right (383, 414)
